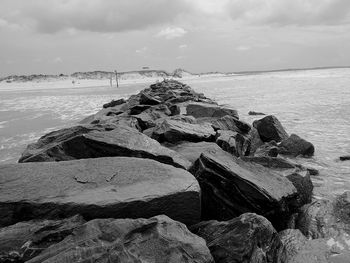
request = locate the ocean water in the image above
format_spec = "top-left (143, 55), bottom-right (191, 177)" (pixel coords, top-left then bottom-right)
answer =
top-left (0, 68), bottom-right (349, 198)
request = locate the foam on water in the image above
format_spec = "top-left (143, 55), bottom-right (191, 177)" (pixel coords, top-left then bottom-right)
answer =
top-left (0, 69), bottom-right (349, 197)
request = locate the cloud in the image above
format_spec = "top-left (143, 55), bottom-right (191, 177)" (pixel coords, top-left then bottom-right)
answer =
top-left (135, 47), bottom-right (148, 53)
top-left (236, 45), bottom-right (250, 51)
top-left (156, 27), bottom-right (187, 39)
top-left (0, 0), bottom-right (192, 33)
top-left (179, 44), bottom-right (188, 48)
top-left (227, 0), bottom-right (350, 26)
top-left (53, 57), bottom-right (63, 63)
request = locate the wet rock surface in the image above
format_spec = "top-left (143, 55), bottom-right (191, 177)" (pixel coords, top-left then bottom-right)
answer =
top-left (19, 125), bottom-right (190, 169)
top-left (279, 134), bottom-right (315, 157)
top-left (191, 213), bottom-right (281, 263)
top-left (27, 215), bottom-right (214, 263)
top-left (189, 147), bottom-right (298, 229)
top-left (0, 215), bottom-right (85, 262)
top-left (253, 115), bottom-right (289, 143)
top-left (0, 157), bottom-right (200, 227)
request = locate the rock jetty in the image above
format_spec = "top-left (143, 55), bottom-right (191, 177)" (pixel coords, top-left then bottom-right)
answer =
top-left (1, 79), bottom-right (348, 263)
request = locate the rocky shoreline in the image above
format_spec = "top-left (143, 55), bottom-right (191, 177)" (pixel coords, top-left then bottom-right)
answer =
top-left (0, 79), bottom-right (349, 262)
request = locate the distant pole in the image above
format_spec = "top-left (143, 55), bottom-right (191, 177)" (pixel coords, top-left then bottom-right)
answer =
top-left (115, 70), bottom-right (119, 88)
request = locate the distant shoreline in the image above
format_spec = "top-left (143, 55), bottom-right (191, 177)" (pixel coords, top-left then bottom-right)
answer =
top-left (1, 66), bottom-right (350, 83)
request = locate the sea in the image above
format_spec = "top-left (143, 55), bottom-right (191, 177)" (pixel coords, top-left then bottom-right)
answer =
top-left (0, 68), bottom-right (349, 199)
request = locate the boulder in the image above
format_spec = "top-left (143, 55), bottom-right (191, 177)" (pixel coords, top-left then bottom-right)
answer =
top-left (248, 111), bottom-right (266, 116)
top-left (340, 155), bottom-right (350, 161)
top-left (129, 104), bottom-right (152, 115)
top-left (253, 115), bottom-right (289, 143)
top-left (189, 148), bottom-right (298, 229)
top-left (102, 98), bottom-right (126, 108)
top-left (248, 127), bottom-right (264, 155)
top-left (169, 141), bottom-right (222, 164)
top-left (152, 119), bottom-right (216, 143)
top-left (286, 172), bottom-right (313, 207)
top-left (139, 92), bottom-right (162, 105)
top-left (191, 213), bottom-right (281, 263)
top-left (27, 215), bottom-right (213, 263)
top-left (19, 125), bottom-right (191, 170)
top-left (134, 104), bottom-right (172, 129)
top-left (211, 115), bottom-right (251, 133)
top-left (0, 215), bottom-right (85, 262)
top-left (0, 157), bottom-right (200, 227)
top-left (184, 102), bottom-right (239, 119)
top-left (279, 134), bottom-right (315, 157)
top-left (276, 229), bottom-right (350, 263)
top-left (215, 130), bottom-right (250, 157)
top-left (241, 156), bottom-right (297, 170)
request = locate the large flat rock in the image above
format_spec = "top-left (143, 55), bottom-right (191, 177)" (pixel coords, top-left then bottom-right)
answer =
top-left (152, 119), bottom-right (216, 143)
top-left (0, 157), bottom-right (200, 227)
top-left (190, 148), bottom-right (298, 229)
top-left (27, 215), bottom-right (213, 263)
top-left (183, 102), bottom-right (239, 119)
top-left (19, 125), bottom-right (191, 169)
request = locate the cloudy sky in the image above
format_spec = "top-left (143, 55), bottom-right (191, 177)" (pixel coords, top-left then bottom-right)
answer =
top-left (1, 0), bottom-right (350, 76)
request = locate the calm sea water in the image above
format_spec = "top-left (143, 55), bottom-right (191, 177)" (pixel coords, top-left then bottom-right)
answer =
top-left (0, 68), bottom-right (349, 198)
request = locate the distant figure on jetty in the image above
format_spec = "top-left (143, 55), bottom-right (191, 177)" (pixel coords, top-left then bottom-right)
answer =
top-left (115, 70), bottom-right (119, 88)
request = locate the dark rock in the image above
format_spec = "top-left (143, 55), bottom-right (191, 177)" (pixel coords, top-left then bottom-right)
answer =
top-left (253, 115), bottom-right (289, 143)
top-left (102, 98), bottom-right (126, 108)
top-left (134, 104), bottom-right (172, 129)
top-left (27, 215), bottom-right (213, 263)
top-left (248, 127), bottom-right (264, 155)
top-left (0, 157), bottom-right (200, 227)
top-left (0, 215), bottom-right (85, 262)
top-left (191, 213), bottom-right (281, 263)
top-left (286, 172), bottom-right (313, 207)
top-left (91, 115), bottom-right (142, 131)
top-left (276, 229), bottom-right (350, 263)
top-left (215, 130), bottom-right (250, 157)
top-left (279, 134), bottom-right (315, 157)
top-left (152, 119), bottom-right (216, 143)
top-left (129, 104), bottom-right (152, 115)
top-left (211, 115), bottom-right (251, 133)
top-left (19, 125), bottom-right (190, 170)
top-left (185, 102), bottom-right (239, 119)
top-left (139, 92), bottom-right (162, 105)
top-left (168, 104), bottom-right (180, 115)
top-left (254, 141), bottom-right (279, 157)
top-left (189, 148), bottom-right (298, 229)
top-left (340, 155), bottom-right (350, 161)
top-left (248, 111), bottom-right (266, 116)
top-left (169, 141), bottom-right (222, 164)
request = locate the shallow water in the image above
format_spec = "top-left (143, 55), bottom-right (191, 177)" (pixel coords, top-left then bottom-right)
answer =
top-left (0, 68), bottom-right (349, 198)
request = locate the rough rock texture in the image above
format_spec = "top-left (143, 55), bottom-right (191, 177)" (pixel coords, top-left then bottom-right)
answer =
top-left (189, 148), bottom-right (298, 229)
top-left (340, 155), bottom-right (350, 161)
top-left (276, 229), bottom-right (350, 263)
top-left (0, 215), bottom-right (85, 262)
top-left (248, 111), bottom-right (266, 116)
top-left (279, 134), bottom-right (315, 157)
top-left (297, 191), bottom-right (350, 240)
top-left (152, 119), bottom-right (216, 143)
top-left (215, 130), bottom-right (250, 157)
top-left (26, 215), bottom-right (214, 263)
top-left (19, 125), bottom-right (191, 170)
top-left (241, 156), bottom-right (297, 170)
top-left (248, 127), bottom-right (264, 155)
top-left (184, 102), bottom-right (239, 119)
top-left (0, 157), bottom-right (200, 227)
top-left (134, 104), bottom-right (172, 129)
top-left (286, 172), bottom-right (313, 207)
top-left (254, 141), bottom-right (279, 157)
top-left (169, 141), bottom-right (222, 164)
top-left (253, 115), bottom-right (289, 143)
top-left (103, 98), bottom-right (126, 108)
top-left (139, 91), bottom-right (162, 105)
top-left (191, 213), bottom-right (281, 263)
top-left (211, 115), bottom-right (251, 133)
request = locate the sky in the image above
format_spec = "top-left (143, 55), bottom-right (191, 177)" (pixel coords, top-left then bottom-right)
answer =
top-left (1, 0), bottom-right (350, 76)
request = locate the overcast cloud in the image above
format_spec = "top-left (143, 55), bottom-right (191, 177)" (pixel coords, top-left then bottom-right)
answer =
top-left (1, 0), bottom-right (350, 75)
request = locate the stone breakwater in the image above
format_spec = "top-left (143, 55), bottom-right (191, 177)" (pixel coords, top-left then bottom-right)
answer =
top-left (0, 79), bottom-right (349, 263)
